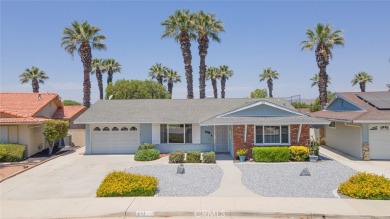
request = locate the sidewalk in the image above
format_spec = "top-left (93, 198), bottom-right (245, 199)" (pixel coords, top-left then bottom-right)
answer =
top-left (2, 196), bottom-right (390, 218)
top-left (320, 146), bottom-right (390, 178)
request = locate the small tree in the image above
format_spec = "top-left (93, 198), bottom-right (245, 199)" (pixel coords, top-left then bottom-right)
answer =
top-left (62, 100), bottom-right (81, 106)
top-left (250, 89), bottom-right (268, 98)
top-left (43, 120), bottom-right (69, 155)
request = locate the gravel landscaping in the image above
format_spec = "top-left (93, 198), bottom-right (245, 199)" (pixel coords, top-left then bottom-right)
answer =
top-left (237, 159), bottom-right (356, 198)
top-left (127, 164), bottom-right (223, 196)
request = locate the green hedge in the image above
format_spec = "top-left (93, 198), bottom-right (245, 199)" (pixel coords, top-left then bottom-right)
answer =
top-left (134, 149), bottom-right (160, 161)
top-left (138, 143), bottom-right (156, 150)
top-left (186, 151), bottom-right (201, 163)
top-left (169, 151), bottom-right (185, 163)
top-left (252, 147), bottom-right (290, 162)
top-left (96, 171), bottom-right (158, 197)
top-left (202, 152), bottom-right (216, 163)
top-left (0, 143), bottom-right (26, 162)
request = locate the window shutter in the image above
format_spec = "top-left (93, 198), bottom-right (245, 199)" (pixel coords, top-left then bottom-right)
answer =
top-left (152, 124), bottom-right (160, 144)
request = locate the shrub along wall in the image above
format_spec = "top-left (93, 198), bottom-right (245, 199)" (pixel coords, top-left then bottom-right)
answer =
top-left (168, 151), bottom-right (216, 163)
top-left (0, 143), bottom-right (26, 162)
top-left (252, 147), bottom-right (290, 162)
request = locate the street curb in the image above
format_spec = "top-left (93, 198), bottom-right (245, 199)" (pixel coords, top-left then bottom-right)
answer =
top-left (0, 146), bottom-right (82, 183)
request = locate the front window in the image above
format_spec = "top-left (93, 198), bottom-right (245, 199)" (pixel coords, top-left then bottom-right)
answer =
top-left (160, 124), bottom-right (192, 144)
top-left (255, 125), bottom-right (289, 144)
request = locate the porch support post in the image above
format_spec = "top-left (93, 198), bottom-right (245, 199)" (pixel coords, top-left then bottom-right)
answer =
top-left (297, 124), bottom-right (302, 144)
top-left (244, 124), bottom-right (247, 143)
top-left (213, 125), bottom-right (216, 151)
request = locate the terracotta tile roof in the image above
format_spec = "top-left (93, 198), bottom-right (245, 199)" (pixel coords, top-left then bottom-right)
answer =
top-left (52, 106), bottom-right (87, 120)
top-left (0, 117), bottom-right (47, 124)
top-left (311, 91), bottom-right (390, 121)
top-left (0, 93), bottom-right (62, 118)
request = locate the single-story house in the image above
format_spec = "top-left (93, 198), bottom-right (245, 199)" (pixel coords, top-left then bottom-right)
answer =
top-left (311, 91), bottom-right (390, 160)
top-left (0, 92), bottom-right (86, 157)
top-left (74, 98), bottom-right (329, 157)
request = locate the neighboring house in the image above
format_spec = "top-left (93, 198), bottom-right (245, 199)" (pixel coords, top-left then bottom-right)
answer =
top-left (75, 98), bottom-right (328, 157)
top-left (311, 91), bottom-right (390, 160)
top-left (0, 93), bottom-right (86, 157)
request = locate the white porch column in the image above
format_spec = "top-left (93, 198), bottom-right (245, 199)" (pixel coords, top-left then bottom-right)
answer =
top-left (244, 124), bottom-right (247, 143)
top-left (297, 124), bottom-right (302, 144)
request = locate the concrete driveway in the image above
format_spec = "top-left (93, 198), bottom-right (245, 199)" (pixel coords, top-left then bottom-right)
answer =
top-left (1, 147), bottom-right (134, 200)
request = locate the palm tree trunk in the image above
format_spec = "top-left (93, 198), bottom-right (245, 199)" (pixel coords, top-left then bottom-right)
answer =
top-left (107, 69), bottom-right (113, 85)
top-left (32, 79), bottom-right (39, 93)
top-left (168, 79), bottom-right (173, 98)
top-left (198, 36), bottom-right (208, 99)
top-left (360, 82), bottom-right (366, 92)
top-left (316, 47), bottom-right (329, 109)
top-left (96, 68), bottom-right (103, 100)
top-left (157, 76), bottom-right (163, 85)
top-left (212, 78), bottom-right (218, 98)
top-left (221, 75), bottom-right (226, 98)
top-left (180, 33), bottom-right (194, 99)
top-left (267, 79), bottom-right (273, 98)
top-left (78, 43), bottom-right (92, 108)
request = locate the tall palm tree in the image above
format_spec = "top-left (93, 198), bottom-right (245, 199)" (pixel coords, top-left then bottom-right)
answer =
top-left (149, 63), bottom-right (168, 85)
top-left (219, 65), bottom-right (233, 98)
top-left (259, 67), bottom-right (279, 98)
top-left (104, 59), bottom-right (121, 86)
top-left (91, 59), bottom-right (106, 100)
top-left (351, 71), bottom-right (373, 92)
top-left (194, 11), bottom-right (224, 99)
top-left (161, 10), bottom-right (196, 99)
top-left (165, 69), bottom-right (181, 97)
top-left (61, 20), bottom-right (106, 108)
top-left (310, 73), bottom-right (331, 87)
top-left (19, 66), bottom-right (49, 93)
top-left (301, 23), bottom-right (344, 109)
top-left (206, 67), bottom-right (220, 98)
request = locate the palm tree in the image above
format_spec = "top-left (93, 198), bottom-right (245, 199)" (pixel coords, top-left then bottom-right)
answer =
top-left (194, 11), bottom-right (224, 99)
top-left (351, 71), bottom-right (373, 92)
top-left (149, 63), bottom-right (168, 85)
top-left (310, 73), bottom-right (331, 87)
top-left (301, 23), bottom-right (344, 109)
top-left (219, 65), bottom-right (233, 98)
top-left (206, 67), bottom-right (220, 98)
top-left (387, 84), bottom-right (390, 91)
top-left (61, 21), bottom-right (106, 108)
top-left (91, 59), bottom-right (106, 100)
top-left (104, 59), bottom-right (121, 86)
top-left (259, 67), bottom-right (279, 98)
top-left (165, 69), bottom-right (181, 97)
top-left (19, 66), bottom-right (49, 93)
top-left (161, 10), bottom-right (196, 99)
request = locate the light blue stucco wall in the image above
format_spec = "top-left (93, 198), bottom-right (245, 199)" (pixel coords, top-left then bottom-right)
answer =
top-left (327, 98), bottom-right (361, 111)
top-left (201, 126), bottom-right (214, 144)
top-left (140, 123), bottom-right (152, 144)
top-left (85, 124), bottom-right (91, 154)
top-left (156, 144), bottom-right (214, 153)
top-left (225, 104), bottom-right (296, 117)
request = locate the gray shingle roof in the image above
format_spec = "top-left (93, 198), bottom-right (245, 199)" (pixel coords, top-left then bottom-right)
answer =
top-left (75, 98), bottom-right (327, 125)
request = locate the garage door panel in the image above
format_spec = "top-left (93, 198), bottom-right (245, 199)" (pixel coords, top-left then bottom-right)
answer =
top-left (369, 124), bottom-right (390, 160)
top-left (91, 124), bottom-right (140, 154)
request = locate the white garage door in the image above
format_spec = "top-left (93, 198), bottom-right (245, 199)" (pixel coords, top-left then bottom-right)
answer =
top-left (91, 124), bottom-right (140, 154)
top-left (369, 124), bottom-right (390, 160)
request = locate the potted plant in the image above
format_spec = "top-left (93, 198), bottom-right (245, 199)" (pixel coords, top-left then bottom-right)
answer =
top-left (236, 148), bottom-right (248, 162)
top-left (309, 137), bottom-right (320, 162)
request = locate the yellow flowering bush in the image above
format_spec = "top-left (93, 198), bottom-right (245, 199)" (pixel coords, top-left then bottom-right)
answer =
top-left (338, 172), bottom-right (390, 200)
top-left (96, 171), bottom-right (158, 197)
top-left (289, 146), bottom-right (309, 161)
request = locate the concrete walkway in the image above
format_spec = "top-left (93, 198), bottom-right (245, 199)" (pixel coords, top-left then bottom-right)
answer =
top-left (320, 146), bottom-right (390, 178)
top-left (209, 159), bottom-right (258, 197)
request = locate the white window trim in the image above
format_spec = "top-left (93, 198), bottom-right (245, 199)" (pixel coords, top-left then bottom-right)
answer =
top-left (254, 125), bottom-right (290, 146)
top-left (160, 124), bottom-right (193, 144)
top-left (329, 122), bottom-right (336, 129)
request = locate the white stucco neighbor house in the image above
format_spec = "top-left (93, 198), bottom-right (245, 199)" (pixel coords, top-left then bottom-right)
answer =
top-left (74, 98), bottom-right (329, 158)
top-left (311, 91), bottom-right (390, 160)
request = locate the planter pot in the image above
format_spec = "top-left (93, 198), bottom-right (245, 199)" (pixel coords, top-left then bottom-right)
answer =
top-left (239, 156), bottom-right (246, 162)
top-left (309, 155), bottom-right (318, 162)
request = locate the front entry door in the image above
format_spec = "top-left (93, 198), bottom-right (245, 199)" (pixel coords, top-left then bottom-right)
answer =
top-left (215, 126), bottom-right (229, 152)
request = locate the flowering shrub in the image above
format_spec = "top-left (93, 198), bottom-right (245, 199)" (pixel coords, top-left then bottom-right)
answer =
top-left (96, 171), bottom-right (158, 197)
top-left (338, 172), bottom-right (390, 200)
top-left (289, 146), bottom-right (309, 161)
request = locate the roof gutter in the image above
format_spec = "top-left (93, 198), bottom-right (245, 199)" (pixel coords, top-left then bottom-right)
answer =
top-left (352, 120), bottom-right (390, 124)
top-left (200, 121), bottom-right (331, 126)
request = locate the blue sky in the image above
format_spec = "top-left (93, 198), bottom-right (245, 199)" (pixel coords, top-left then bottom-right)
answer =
top-left (1, 1), bottom-right (389, 103)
